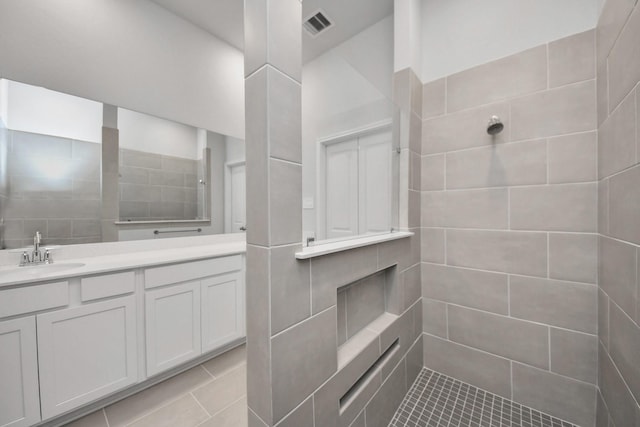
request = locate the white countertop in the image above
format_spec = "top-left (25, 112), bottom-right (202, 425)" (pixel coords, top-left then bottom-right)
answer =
top-left (0, 238), bottom-right (246, 288)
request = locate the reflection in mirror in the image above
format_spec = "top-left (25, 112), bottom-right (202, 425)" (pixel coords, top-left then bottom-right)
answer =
top-left (0, 79), bottom-right (246, 249)
top-left (0, 79), bottom-right (103, 249)
top-left (116, 108), bottom-right (210, 222)
top-left (302, 4), bottom-right (398, 245)
top-left (0, 0), bottom-right (246, 251)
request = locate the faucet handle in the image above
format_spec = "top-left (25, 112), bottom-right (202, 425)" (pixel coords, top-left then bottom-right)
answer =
top-left (43, 250), bottom-right (52, 264)
top-left (20, 251), bottom-right (30, 266)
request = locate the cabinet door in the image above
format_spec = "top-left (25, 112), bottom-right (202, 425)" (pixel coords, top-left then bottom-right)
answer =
top-left (145, 281), bottom-right (201, 376)
top-left (37, 296), bottom-right (137, 419)
top-left (0, 317), bottom-right (40, 427)
top-left (201, 271), bottom-right (245, 353)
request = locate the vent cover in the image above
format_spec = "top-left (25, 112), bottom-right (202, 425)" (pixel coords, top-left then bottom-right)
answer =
top-left (303, 10), bottom-right (333, 36)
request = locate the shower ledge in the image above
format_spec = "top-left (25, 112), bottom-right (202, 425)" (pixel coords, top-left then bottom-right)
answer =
top-left (338, 312), bottom-right (398, 370)
top-left (295, 231), bottom-right (413, 259)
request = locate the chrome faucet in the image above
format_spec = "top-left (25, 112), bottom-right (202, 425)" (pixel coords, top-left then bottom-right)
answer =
top-left (33, 231), bottom-right (41, 260)
top-left (19, 231), bottom-right (52, 266)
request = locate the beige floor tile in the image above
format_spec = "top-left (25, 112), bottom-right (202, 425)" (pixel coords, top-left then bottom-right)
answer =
top-left (198, 397), bottom-right (248, 427)
top-left (193, 365), bottom-right (247, 415)
top-left (105, 366), bottom-right (214, 426)
top-left (202, 344), bottom-right (247, 377)
top-left (63, 409), bottom-right (109, 427)
top-left (127, 394), bottom-right (209, 427)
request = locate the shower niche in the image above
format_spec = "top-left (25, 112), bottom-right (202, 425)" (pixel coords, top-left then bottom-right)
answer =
top-left (332, 265), bottom-right (408, 421)
top-left (337, 268), bottom-right (394, 347)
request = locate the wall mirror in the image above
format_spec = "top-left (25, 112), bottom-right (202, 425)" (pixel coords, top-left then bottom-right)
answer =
top-left (0, 1), bottom-right (246, 249)
top-left (301, 0), bottom-right (399, 245)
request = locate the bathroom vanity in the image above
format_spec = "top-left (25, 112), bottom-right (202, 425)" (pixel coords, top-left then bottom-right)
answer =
top-left (0, 235), bottom-right (246, 427)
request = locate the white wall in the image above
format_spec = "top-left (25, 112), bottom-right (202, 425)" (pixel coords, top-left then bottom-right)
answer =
top-left (0, 79), bottom-right (8, 128)
top-left (118, 108), bottom-right (198, 159)
top-left (302, 15), bottom-right (394, 238)
top-left (394, 0), bottom-right (422, 74)
top-left (0, 0), bottom-right (244, 139)
top-left (3, 79), bottom-right (102, 143)
top-left (420, 0), bottom-right (599, 82)
top-left (225, 136), bottom-right (246, 164)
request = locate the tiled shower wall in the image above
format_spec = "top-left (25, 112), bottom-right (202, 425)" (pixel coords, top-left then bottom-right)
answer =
top-left (2, 130), bottom-right (101, 248)
top-left (119, 148), bottom-right (200, 221)
top-left (595, 0), bottom-right (640, 425)
top-left (420, 31), bottom-right (598, 426)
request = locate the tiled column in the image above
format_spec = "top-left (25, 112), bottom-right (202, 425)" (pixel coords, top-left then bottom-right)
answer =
top-left (244, 1), bottom-right (334, 426)
top-left (101, 104), bottom-right (119, 242)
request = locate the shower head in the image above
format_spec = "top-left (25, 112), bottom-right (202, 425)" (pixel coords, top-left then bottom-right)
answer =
top-left (487, 115), bottom-right (504, 135)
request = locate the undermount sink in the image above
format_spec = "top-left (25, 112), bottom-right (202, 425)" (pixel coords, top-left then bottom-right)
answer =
top-left (0, 262), bottom-right (86, 284)
top-left (20, 262), bottom-right (86, 275)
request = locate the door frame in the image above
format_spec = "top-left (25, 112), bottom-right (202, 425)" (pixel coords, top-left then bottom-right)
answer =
top-left (316, 120), bottom-right (392, 240)
top-left (224, 160), bottom-right (246, 233)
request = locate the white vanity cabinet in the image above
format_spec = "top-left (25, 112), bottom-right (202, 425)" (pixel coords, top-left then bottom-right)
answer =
top-left (144, 255), bottom-right (245, 377)
top-left (0, 249), bottom-right (245, 425)
top-left (37, 295), bottom-right (138, 419)
top-left (201, 271), bottom-right (245, 353)
top-left (145, 280), bottom-right (202, 376)
top-left (0, 317), bottom-right (41, 427)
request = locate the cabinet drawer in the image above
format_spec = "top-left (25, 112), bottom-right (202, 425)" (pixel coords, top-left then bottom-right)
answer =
top-left (0, 281), bottom-right (68, 319)
top-left (81, 271), bottom-right (135, 302)
top-left (144, 255), bottom-right (242, 289)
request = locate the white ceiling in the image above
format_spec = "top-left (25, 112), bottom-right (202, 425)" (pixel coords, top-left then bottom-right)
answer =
top-left (150, 0), bottom-right (244, 50)
top-left (150, 0), bottom-right (394, 62)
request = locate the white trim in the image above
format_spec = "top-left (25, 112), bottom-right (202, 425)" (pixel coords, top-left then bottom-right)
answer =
top-left (317, 119), bottom-right (393, 146)
top-left (295, 231), bottom-right (413, 259)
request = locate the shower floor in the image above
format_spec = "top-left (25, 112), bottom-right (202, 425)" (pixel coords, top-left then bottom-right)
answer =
top-left (389, 368), bottom-right (577, 427)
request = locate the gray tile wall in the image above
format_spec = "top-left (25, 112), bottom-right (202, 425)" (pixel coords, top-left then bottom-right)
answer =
top-left (420, 30), bottom-right (599, 427)
top-left (119, 148), bottom-right (200, 221)
top-left (244, 2), bottom-right (422, 426)
top-left (2, 130), bottom-right (102, 248)
top-left (596, 0), bottom-right (640, 426)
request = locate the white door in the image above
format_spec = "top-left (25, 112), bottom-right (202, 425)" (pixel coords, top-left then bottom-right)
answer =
top-left (145, 281), bottom-right (201, 376)
top-left (225, 162), bottom-right (246, 233)
top-left (358, 131), bottom-right (392, 234)
top-left (37, 296), bottom-right (137, 419)
top-left (325, 139), bottom-right (358, 239)
top-left (230, 163), bottom-right (246, 232)
top-left (201, 271), bottom-right (245, 353)
top-left (0, 317), bottom-right (40, 427)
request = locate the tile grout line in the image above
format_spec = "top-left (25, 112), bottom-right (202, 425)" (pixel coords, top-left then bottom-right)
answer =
top-left (102, 409), bottom-right (111, 427)
top-left (191, 391), bottom-right (213, 421)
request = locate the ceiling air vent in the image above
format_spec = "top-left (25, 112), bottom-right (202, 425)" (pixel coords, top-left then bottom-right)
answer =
top-left (304, 10), bottom-right (333, 37)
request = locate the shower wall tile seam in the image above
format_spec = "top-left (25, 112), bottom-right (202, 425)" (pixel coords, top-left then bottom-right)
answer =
top-left (420, 330), bottom-right (597, 387)
top-left (421, 296), bottom-right (598, 337)
top-left (420, 259), bottom-right (598, 285)
top-left (420, 129), bottom-right (598, 156)
top-left (421, 77), bottom-right (595, 118)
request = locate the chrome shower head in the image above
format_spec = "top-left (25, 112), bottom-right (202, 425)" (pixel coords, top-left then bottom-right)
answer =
top-left (487, 115), bottom-right (504, 135)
